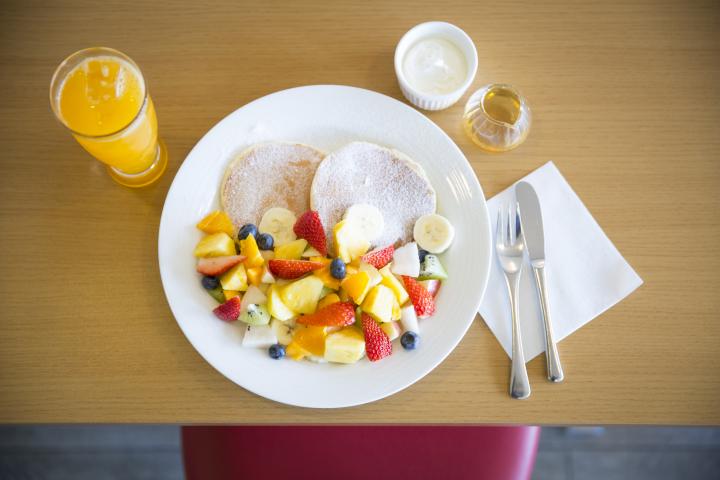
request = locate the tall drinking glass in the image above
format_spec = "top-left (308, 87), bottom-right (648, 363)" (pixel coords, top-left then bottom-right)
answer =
top-left (50, 47), bottom-right (167, 187)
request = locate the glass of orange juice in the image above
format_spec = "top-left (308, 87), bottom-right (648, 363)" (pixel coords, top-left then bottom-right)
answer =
top-left (49, 47), bottom-right (167, 188)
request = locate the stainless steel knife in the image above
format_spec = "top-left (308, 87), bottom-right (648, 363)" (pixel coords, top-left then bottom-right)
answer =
top-left (515, 181), bottom-right (564, 382)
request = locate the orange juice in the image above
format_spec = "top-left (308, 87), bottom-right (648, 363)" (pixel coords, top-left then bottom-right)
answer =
top-left (50, 48), bottom-right (166, 187)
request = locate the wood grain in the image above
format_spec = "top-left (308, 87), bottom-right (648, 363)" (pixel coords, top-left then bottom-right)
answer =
top-left (1, 0), bottom-right (718, 424)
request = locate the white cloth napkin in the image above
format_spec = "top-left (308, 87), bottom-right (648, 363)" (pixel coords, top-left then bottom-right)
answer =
top-left (478, 162), bottom-right (643, 361)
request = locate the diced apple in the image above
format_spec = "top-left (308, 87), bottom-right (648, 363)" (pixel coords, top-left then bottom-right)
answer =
top-left (391, 242), bottom-right (420, 277)
top-left (271, 318), bottom-right (295, 346)
top-left (400, 305), bottom-right (419, 333)
top-left (239, 285), bottom-right (267, 314)
top-left (241, 324), bottom-right (277, 348)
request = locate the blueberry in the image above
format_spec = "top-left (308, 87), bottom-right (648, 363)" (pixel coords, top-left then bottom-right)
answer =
top-left (201, 276), bottom-right (220, 290)
top-left (418, 249), bottom-right (429, 263)
top-left (256, 233), bottom-right (274, 250)
top-left (238, 223), bottom-right (258, 240)
top-left (330, 258), bottom-right (346, 279)
top-left (268, 343), bottom-right (286, 360)
top-left (401, 331), bottom-right (419, 350)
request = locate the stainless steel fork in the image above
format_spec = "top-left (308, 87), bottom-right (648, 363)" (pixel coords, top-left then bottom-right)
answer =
top-left (495, 203), bottom-right (531, 399)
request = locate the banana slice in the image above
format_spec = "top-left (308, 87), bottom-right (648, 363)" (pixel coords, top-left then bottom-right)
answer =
top-left (343, 204), bottom-right (384, 242)
top-left (259, 207), bottom-right (297, 246)
top-left (271, 318), bottom-right (294, 346)
top-left (413, 214), bottom-right (455, 254)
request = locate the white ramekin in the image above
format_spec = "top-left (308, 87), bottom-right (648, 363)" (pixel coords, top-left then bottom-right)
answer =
top-left (394, 22), bottom-right (478, 111)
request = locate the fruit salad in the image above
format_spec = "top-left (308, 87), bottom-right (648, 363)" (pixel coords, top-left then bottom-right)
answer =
top-left (193, 205), bottom-right (454, 363)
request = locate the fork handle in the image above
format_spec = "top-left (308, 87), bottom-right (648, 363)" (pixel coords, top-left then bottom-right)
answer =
top-left (532, 265), bottom-right (564, 382)
top-left (507, 274), bottom-right (531, 399)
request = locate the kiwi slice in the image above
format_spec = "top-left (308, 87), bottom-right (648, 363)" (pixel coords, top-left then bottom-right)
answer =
top-left (207, 285), bottom-right (226, 304)
top-left (239, 304), bottom-right (271, 326)
top-left (418, 255), bottom-right (448, 280)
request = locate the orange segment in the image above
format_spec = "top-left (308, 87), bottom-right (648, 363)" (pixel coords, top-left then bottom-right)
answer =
top-left (291, 325), bottom-right (327, 357)
top-left (240, 234), bottom-right (264, 268)
top-left (196, 211), bottom-right (234, 236)
top-left (223, 290), bottom-right (241, 301)
top-left (318, 293), bottom-right (341, 310)
top-left (340, 271), bottom-right (371, 304)
top-left (286, 342), bottom-right (309, 361)
top-left (309, 256), bottom-right (341, 290)
top-left (246, 266), bottom-right (263, 286)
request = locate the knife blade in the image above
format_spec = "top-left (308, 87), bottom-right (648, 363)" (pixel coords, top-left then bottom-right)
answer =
top-left (515, 181), bottom-right (565, 382)
top-left (515, 181), bottom-right (545, 266)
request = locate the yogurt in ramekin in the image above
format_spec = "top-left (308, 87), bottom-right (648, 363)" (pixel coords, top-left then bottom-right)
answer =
top-left (394, 22), bottom-right (478, 111)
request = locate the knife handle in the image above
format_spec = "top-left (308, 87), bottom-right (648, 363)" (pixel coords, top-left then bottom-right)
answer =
top-left (532, 265), bottom-right (564, 382)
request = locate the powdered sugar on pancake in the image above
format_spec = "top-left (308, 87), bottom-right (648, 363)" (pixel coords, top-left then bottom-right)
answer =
top-left (221, 142), bottom-right (324, 228)
top-left (311, 142), bottom-right (436, 250)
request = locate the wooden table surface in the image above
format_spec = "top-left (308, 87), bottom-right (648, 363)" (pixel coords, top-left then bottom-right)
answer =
top-left (1, 0), bottom-right (719, 425)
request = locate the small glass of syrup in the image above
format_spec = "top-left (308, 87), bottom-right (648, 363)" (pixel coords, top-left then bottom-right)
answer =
top-left (462, 84), bottom-right (531, 152)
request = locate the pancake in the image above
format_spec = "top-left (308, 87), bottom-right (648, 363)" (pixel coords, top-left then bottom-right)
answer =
top-left (221, 142), bottom-right (324, 228)
top-left (310, 141), bottom-right (436, 250)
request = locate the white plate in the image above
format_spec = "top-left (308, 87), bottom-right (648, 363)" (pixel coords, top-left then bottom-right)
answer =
top-left (158, 85), bottom-right (492, 408)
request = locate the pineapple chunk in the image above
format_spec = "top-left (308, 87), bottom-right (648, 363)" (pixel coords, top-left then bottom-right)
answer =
top-left (280, 276), bottom-right (324, 314)
top-left (340, 271), bottom-right (372, 304)
top-left (361, 284), bottom-right (395, 323)
top-left (240, 234), bottom-right (264, 268)
top-left (324, 328), bottom-right (366, 364)
top-left (391, 296), bottom-right (401, 321)
top-left (220, 263), bottom-right (248, 291)
top-left (359, 262), bottom-right (382, 287)
top-left (274, 239), bottom-right (308, 260)
top-left (379, 265), bottom-right (409, 305)
top-left (266, 285), bottom-right (297, 321)
top-left (318, 293), bottom-right (341, 310)
top-left (333, 220), bottom-right (370, 263)
top-left (193, 232), bottom-right (236, 257)
top-left (380, 321), bottom-right (401, 341)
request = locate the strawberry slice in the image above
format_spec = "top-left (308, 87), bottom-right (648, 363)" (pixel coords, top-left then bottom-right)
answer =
top-left (361, 313), bottom-right (392, 361)
top-left (419, 279), bottom-right (441, 297)
top-left (297, 302), bottom-right (356, 327)
top-left (402, 276), bottom-right (436, 318)
top-left (213, 296), bottom-right (241, 322)
top-left (293, 211), bottom-right (327, 256)
top-left (196, 255), bottom-right (246, 276)
top-left (361, 245), bottom-right (394, 269)
top-left (268, 259), bottom-right (324, 279)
